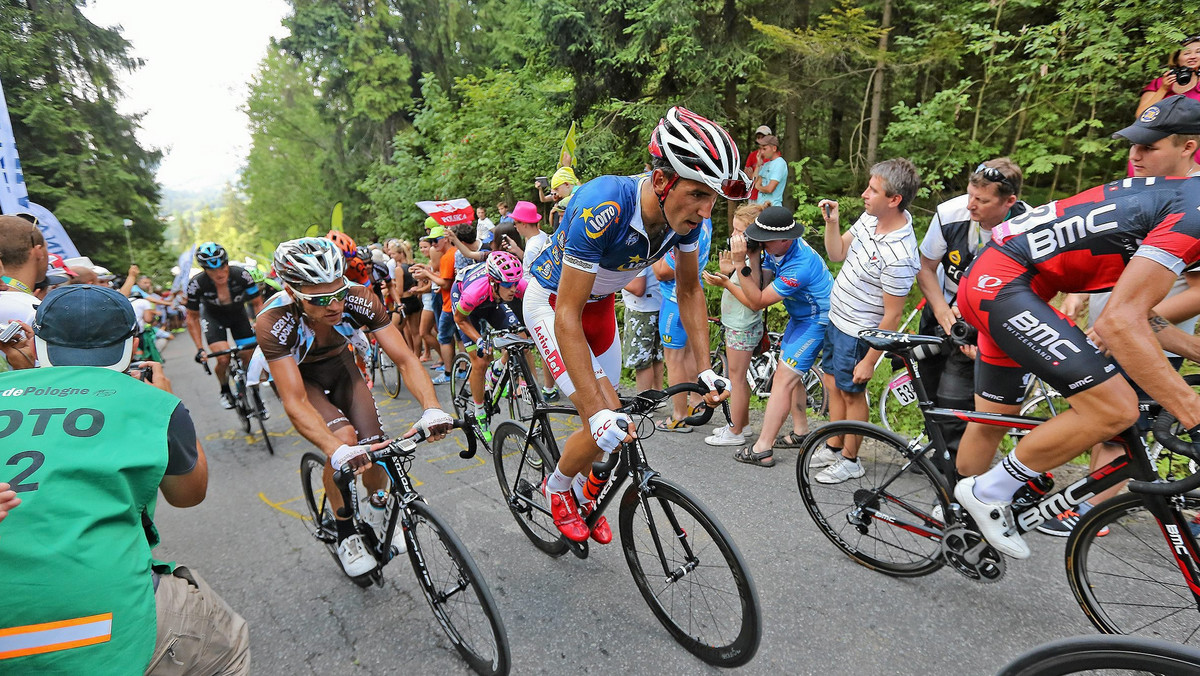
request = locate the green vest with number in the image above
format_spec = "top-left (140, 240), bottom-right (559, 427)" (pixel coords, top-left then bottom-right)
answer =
top-left (0, 366), bottom-right (178, 675)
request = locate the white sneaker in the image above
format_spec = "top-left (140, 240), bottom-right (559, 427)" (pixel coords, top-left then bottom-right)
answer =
top-left (704, 425), bottom-right (745, 447)
top-left (815, 456), bottom-right (865, 484)
top-left (337, 534), bottom-right (378, 577)
top-left (810, 447), bottom-right (842, 469)
top-left (953, 477), bottom-right (1030, 559)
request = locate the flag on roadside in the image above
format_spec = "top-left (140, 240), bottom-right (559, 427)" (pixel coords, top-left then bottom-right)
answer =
top-left (416, 199), bottom-right (473, 227)
top-left (558, 121), bottom-right (577, 170)
top-left (172, 245), bottom-right (196, 292)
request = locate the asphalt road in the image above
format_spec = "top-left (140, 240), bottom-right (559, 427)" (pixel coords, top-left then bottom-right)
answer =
top-left (152, 337), bottom-right (1099, 676)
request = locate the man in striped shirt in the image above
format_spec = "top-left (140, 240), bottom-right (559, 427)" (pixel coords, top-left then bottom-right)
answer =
top-left (812, 158), bottom-right (922, 484)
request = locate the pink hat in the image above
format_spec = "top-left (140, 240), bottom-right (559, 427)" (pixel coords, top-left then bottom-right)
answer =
top-left (510, 200), bottom-right (542, 224)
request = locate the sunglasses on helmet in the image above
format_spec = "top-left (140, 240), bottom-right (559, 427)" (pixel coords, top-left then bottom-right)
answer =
top-left (721, 178), bottom-right (750, 200)
top-left (292, 283), bottom-right (350, 306)
top-left (974, 163), bottom-right (1017, 193)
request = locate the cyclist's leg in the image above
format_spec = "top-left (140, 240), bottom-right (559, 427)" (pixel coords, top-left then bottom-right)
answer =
top-left (201, 306), bottom-right (234, 396)
top-left (228, 311), bottom-right (257, 376)
top-left (956, 362), bottom-right (1026, 476)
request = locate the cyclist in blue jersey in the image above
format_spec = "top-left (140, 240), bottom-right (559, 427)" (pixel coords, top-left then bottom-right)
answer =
top-left (524, 106), bottom-right (742, 543)
top-left (704, 206), bottom-right (834, 467)
top-left (653, 218), bottom-right (713, 432)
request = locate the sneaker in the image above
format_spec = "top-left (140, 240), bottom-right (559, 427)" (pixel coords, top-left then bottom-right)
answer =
top-left (930, 504), bottom-right (944, 525)
top-left (1036, 505), bottom-right (1108, 537)
top-left (579, 501), bottom-right (612, 545)
top-left (953, 477), bottom-right (1030, 559)
top-left (540, 478), bottom-right (590, 542)
top-left (704, 425), bottom-right (745, 447)
top-left (431, 374), bottom-right (451, 385)
top-left (219, 392), bottom-right (235, 410)
top-left (542, 388), bottom-right (560, 403)
top-left (815, 456), bottom-right (865, 484)
top-left (336, 534), bottom-right (378, 577)
top-left (810, 447), bottom-right (843, 469)
top-left (365, 378), bottom-right (374, 390)
top-left (430, 363), bottom-right (445, 371)
top-left (525, 452), bottom-right (544, 470)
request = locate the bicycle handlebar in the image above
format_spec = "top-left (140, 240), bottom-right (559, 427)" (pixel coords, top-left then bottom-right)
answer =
top-left (1127, 411), bottom-right (1200, 495)
top-left (197, 342), bottom-right (257, 375)
top-left (330, 419), bottom-right (476, 518)
top-left (619, 381), bottom-right (728, 427)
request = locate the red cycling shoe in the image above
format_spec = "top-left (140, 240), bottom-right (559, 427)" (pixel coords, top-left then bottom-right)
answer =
top-left (541, 479), bottom-right (590, 542)
top-left (579, 501), bottom-right (613, 545)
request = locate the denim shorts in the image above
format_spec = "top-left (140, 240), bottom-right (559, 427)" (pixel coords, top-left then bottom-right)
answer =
top-left (436, 309), bottom-right (457, 345)
top-left (820, 323), bottom-right (871, 393)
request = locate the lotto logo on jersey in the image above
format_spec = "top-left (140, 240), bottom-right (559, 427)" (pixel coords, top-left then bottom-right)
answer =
top-left (583, 201), bottom-right (621, 239)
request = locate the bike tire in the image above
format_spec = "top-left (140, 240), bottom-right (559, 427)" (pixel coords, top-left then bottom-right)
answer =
top-left (403, 500), bottom-right (511, 676)
top-left (232, 376), bottom-right (251, 434)
top-left (1066, 492), bottom-right (1200, 646)
top-left (250, 386), bottom-right (274, 455)
top-left (804, 366), bottom-right (828, 418)
top-left (492, 421), bottom-right (568, 557)
top-left (796, 421), bottom-right (947, 577)
top-left (299, 452), bottom-right (339, 560)
top-left (502, 362), bottom-right (534, 423)
top-left (449, 353), bottom-right (473, 419)
top-left (709, 349), bottom-right (727, 378)
top-left (379, 348), bottom-right (401, 399)
top-left (618, 477), bottom-right (761, 667)
top-left (997, 634), bottom-right (1200, 676)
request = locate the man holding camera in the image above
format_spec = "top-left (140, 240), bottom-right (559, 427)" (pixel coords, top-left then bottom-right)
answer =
top-left (0, 284), bottom-right (249, 674)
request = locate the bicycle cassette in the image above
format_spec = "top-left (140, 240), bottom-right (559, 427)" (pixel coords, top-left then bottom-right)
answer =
top-left (940, 524), bottom-right (1006, 583)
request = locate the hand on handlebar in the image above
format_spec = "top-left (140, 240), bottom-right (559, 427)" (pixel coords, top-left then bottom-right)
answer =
top-left (194, 349), bottom-right (207, 364)
top-left (331, 443), bottom-right (373, 475)
top-left (698, 369), bottom-right (730, 406)
top-left (589, 409), bottom-right (634, 454)
top-left (411, 408), bottom-right (454, 441)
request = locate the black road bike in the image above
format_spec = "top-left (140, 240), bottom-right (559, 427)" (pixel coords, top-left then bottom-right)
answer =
top-left (997, 635), bottom-right (1200, 675)
top-left (795, 328), bottom-right (1200, 645)
top-left (299, 422), bottom-right (510, 676)
top-left (491, 356), bottom-right (761, 667)
top-left (201, 342), bottom-right (274, 455)
top-left (449, 330), bottom-right (540, 452)
top-left (365, 334), bottom-right (401, 399)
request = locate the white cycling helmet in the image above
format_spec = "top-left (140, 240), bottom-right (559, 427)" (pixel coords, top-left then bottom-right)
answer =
top-left (273, 237), bottom-right (346, 286)
top-left (649, 106), bottom-right (749, 200)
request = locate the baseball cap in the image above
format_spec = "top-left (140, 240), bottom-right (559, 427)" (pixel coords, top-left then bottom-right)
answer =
top-left (421, 226), bottom-right (447, 241)
top-left (755, 125), bottom-right (772, 136)
top-left (33, 285), bottom-right (139, 371)
top-left (757, 134), bottom-right (780, 147)
top-left (1112, 96), bottom-right (1200, 145)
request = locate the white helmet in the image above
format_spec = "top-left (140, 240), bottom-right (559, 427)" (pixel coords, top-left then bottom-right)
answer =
top-left (649, 106), bottom-right (749, 200)
top-left (273, 237), bottom-right (345, 286)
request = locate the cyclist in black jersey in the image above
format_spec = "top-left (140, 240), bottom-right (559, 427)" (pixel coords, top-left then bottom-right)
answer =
top-left (185, 242), bottom-right (264, 409)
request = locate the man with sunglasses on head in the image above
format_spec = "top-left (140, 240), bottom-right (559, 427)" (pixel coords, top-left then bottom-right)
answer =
top-left (184, 242), bottom-right (263, 409)
top-left (913, 158), bottom-right (1029, 474)
top-left (257, 237), bottom-right (453, 577)
top-left (523, 106), bottom-right (737, 544)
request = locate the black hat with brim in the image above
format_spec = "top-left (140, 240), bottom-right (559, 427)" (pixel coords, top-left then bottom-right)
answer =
top-left (744, 205), bottom-right (805, 242)
top-left (1113, 96), bottom-right (1200, 145)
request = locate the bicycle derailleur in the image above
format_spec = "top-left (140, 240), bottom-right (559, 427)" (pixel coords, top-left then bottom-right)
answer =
top-left (940, 506), bottom-right (1006, 583)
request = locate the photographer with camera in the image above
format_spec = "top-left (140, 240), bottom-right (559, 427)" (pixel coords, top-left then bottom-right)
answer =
top-left (1137, 36), bottom-right (1200, 165)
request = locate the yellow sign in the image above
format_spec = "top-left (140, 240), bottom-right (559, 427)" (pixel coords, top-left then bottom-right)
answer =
top-left (558, 121), bottom-right (578, 169)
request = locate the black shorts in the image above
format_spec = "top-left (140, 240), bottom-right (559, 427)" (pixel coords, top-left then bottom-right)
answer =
top-left (297, 348), bottom-right (385, 444)
top-left (200, 304), bottom-right (255, 348)
top-left (401, 296), bottom-right (422, 317)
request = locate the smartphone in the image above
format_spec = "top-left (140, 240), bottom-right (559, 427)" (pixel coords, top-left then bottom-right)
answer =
top-left (0, 322), bottom-right (24, 343)
top-left (822, 203), bottom-right (832, 219)
top-left (535, 176), bottom-right (550, 190)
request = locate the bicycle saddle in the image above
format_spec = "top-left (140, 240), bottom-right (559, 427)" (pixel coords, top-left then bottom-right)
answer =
top-left (858, 329), bottom-right (944, 352)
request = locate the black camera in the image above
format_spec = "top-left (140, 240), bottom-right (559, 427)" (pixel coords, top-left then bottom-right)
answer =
top-left (534, 176), bottom-right (550, 190)
top-left (1172, 66), bottom-right (1195, 87)
top-left (726, 237), bottom-right (762, 251)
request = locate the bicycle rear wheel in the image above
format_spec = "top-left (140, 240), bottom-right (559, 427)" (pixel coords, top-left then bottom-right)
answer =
top-left (449, 353), bottom-right (473, 419)
top-left (250, 386), bottom-right (274, 455)
top-left (997, 634), bottom-right (1200, 676)
top-left (379, 349), bottom-right (401, 398)
top-left (492, 421), bottom-right (567, 557)
top-left (403, 500), bottom-right (511, 676)
top-left (796, 422), bottom-right (947, 577)
top-left (1066, 492), bottom-right (1200, 646)
top-left (804, 366), bottom-right (828, 417)
top-left (231, 376), bottom-right (251, 433)
top-left (618, 477), bottom-right (760, 667)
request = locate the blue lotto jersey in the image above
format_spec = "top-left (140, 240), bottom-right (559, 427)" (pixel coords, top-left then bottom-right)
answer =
top-left (659, 219), bottom-right (713, 304)
top-left (763, 239), bottom-right (834, 323)
top-left (530, 175), bottom-right (702, 298)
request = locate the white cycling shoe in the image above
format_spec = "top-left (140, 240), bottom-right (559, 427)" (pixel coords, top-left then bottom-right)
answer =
top-left (954, 477), bottom-right (1030, 559)
top-left (337, 533), bottom-right (378, 577)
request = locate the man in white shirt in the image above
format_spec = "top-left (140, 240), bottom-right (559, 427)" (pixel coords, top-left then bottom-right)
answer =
top-left (475, 206), bottom-right (496, 243)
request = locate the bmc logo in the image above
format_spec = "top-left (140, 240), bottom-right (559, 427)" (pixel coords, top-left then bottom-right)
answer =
top-left (1007, 310), bottom-right (1082, 360)
top-left (1027, 203), bottom-right (1118, 259)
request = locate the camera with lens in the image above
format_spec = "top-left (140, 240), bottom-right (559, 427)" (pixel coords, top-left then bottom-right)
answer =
top-left (0, 321), bottom-right (25, 344)
top-left (534, 176), bottom-right (550, 190)
top-left (728, 237), bottom-right (762, 251)
top-left (1172, 66), bottom-right (1195, 87)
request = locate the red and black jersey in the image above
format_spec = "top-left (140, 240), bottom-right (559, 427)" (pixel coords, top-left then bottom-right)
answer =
top-left (989, 176), bottom-right (1200, 296)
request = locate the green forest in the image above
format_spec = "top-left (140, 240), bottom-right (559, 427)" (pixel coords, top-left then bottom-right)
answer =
top-left (3, 0), bottom-right (1199, 270)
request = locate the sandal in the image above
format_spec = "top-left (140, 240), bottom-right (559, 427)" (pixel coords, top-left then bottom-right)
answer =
top-left (655, 417), bottom-right (692, 433)
top-left (733, 446), bottom-right (775, 467)
top-left (775, 431), bottom-right (809, 449)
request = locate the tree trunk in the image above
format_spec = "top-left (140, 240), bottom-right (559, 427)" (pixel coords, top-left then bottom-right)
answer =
top-left (830, 99), bottom-right (844, 160)
top-left (783, 93), bottom-right (800, 210)
top-left (865, 0), bottom-right (892, 166)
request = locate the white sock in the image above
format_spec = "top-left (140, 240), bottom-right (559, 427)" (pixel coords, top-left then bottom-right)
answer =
top-left (473, 401), bottom-right (486, 417)
top-left (546, 467), bottom-right (573, 494)
top-left (974, 453), bottom-right (1039, 504)
top-left (571, 474), bottom-right (589, 505)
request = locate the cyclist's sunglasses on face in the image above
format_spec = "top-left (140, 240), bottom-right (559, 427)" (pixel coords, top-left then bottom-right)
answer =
top-left (494, 278), bottom-right (519, 289)
top-left (293, 283), bottom-right (350, 306)
top-left (974, 163), bottom-right (1016, 193)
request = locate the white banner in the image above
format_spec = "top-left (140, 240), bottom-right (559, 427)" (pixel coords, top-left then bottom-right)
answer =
top-left (23, 202), bottom-right (79, 258)
top-left (172, 245), bottom-right (195, 292)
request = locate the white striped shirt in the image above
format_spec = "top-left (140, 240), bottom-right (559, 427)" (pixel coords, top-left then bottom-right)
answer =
top-left (828, 212), bottom-right (920, 336)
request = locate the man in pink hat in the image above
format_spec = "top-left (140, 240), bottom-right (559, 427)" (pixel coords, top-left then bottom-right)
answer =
top-left (496, 200), bottom-right (560, 400)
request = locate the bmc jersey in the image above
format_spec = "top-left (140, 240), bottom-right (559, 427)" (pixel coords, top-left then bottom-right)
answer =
top-left (451, 262), bottom-right (528, 315)
top-left (255, 285), bottom-right (390, 364)
top-left (659, 219), bottom-right (713, 304)
top-left (183, 265), bottom-right (260, 311)
top-left (762, 238), bottom-right (834, 323)
top-left (530, 175), bottom-right (701, 298)
top-left (989, 176), bottom-right (1200, 294)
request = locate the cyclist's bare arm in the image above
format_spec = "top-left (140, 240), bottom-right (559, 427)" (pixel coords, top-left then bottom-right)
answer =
top-left (160, 441), bottom-right (208, 508)
top-left (185, 309), bottom-right (204, 350)
top-left (676, 248), bottom-right (721, 393)
top-left (916, 254), bottom-right (957, 333)
top-left (453, 310), bottom-right (484, 346)
top-left (555, 264), bottom-right (619, 417)
top-left (374, 323), bottom-right (444, 415)
top-left (1096, 257), bottom-right (1200, 428)
top-left (271, 355), bottom-right (347, 455)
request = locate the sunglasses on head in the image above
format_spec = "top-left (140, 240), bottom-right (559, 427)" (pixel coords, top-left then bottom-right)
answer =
top-left (1183, 35), bottom-right (1200, 46)
top-left (974, 163), bottom-right (1017, 193)
top-left (292, 283), bottom-right (350, 306)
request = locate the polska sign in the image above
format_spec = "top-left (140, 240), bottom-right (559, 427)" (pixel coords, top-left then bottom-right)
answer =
top-left (416, 198), bottom-right (474, 228)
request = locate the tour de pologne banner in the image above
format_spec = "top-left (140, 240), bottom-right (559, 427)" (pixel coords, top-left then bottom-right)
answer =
top-left (0, 76), bottom-right (81, 259)
top-left (416, 198), bottom-right (473, 227)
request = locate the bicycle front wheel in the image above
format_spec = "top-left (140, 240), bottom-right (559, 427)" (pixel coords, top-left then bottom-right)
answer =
top-left (450, 353), bottom-right (472, 419)
top-left (1066, 492), bottom-right (1200, 645)
top-left (250, 386), bottom-right (274, 455)
top-left (299, 452), bottom-right (338, 559)
top-left (997, 634), bottom-right (1200, 676)
top-left (492, 421), bottom-right (567, 557)
top-left (618, 477), bottom-right (761, 667)
top-left (796, 422), bottom-right (947, 577)
top-left (404, 500), bottom-right (511, 676)
top-left (379, 349), bottom-right (401, 398)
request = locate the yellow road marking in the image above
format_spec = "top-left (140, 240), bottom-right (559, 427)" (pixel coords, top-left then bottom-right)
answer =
top-left (258, 492), bottom-right (310, 521)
